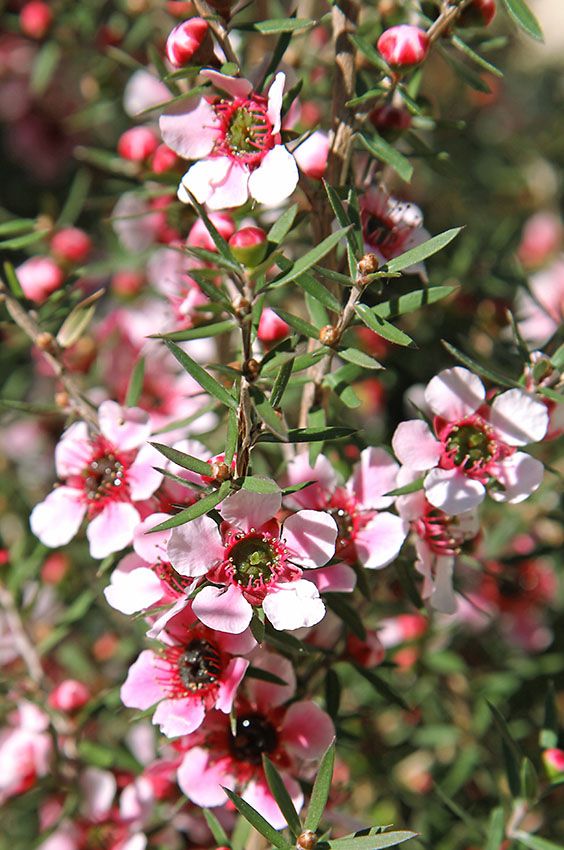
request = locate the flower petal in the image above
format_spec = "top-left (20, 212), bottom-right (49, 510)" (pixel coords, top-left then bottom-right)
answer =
top-left (355, 512), bottom-right (407, 570)
top-left (55, 421), bottom-right (91, 477)
top-left (489, 389), bottom-right (549, 446)
top-left (242, 777), bottom-right (303, 831)
top-left (128, 444), bottom-right (164, 501)
top-left (490, 452), bottom-right (544, 503)
top-left (267, 72), bottom-right (285, 134)
top-left (153, 697), bottom-right (205, 738)
top-left (30, 487), bottom-right (86, 548)
top-left (192, 584), bottom-right (253, 634)
top-left (120, 650), bottom-right (164, 710)
top-left (248, 145), bottom-right (299, 207)
top-left (349, 447), bottom-right (400, 510)
top-left (181, 158), bottom-right (250, 210)
top-left (246, 651), bottom-right (296, 710)
top-left (98, 400), bottom-right (151, 451)
top-left (201, 69), bottom-right (253, 98)
top-left (308, 562), bottom-right (356, 594)
top-left (159, 96), bottom-right (219, 159)
top-left (104, 566), bottom-right (163, 615)
top-left (392, 420), bottom-right (442, 471)
top-left (86, 502), bottom-right (140, 559)
top-left (215, 657), bottom-right (249, 713)
top-left (167, 514), bottom-right (223, 577)
top-left (283, 510), bottom-right (337, 568)
top-left (133, 513), bottom-right (171, 563)
top-left (424, 467), bottom-right (485, 514)
top-left (281, 700), bottom-right (335, 759)
top-left (425, 367), bottom-right (485, 420)
top-left (221, 487), bottom-right (281, 532)
top-left (283, 452), bottom-right (337, 510)
top-left (262, 580), bottom-right (325, 630)
top-left (177, 747), bottom-right (234, 807)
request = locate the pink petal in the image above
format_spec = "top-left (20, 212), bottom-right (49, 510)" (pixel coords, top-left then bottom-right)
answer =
top-left (283, 452), bottom-right (337, 510)
top-left (246, 652), bottom-right (296, 710)
top-left (81, 767), bottom-right (116, 820)
top-left (167, 514), bottom-right (223, 577)
top-left (242, 776), bottom-right (303, 831)
top-left (489, 389), bottom-right (549, 446)
top-left (104, 566), bottom-right (163, 615)
top-left (281, 700), bottom-right (335, 759)
top-left (128, 444), bottom-right (163, 501)
top-left (221, 487), bottom-right (281, 532)
top-left (30, 487), bottom-right (86, 548)
top-left (215, 657), bottom-right (249, 713)
top-left (180, 158), bottom-right (249, 210)
top-left (395, 467), bottom-right (427, 521)
top-left (153, 697), bottom-right (206, 738)
top-left (192, 584), bottom-right (253, 633)
top-left (159, 96), bottom-right (219, 159)
top-left (215, 627), bottom-right (257, 656)
top-left (425, 367), bottom-right (485, 420)
top-left (262, 579), bottom-right (326, 630)
top-left (349, 447), bottom-right (400, 510)
top-left (293, 131), bottom-right (329, 180)
top-left (309, 563), bottom-right (356, 593)
top-left (55, 422), bottom-right (91, 477)
top-left (201, 69), bottom-right (253, 98)
top-left (133, 513), bottom-right (171, 563)
top-left (354, 511), bottom-right (407, 570)
top-left (86, 502), bottom-right (140, 559)
top-left (283, 510), bottom-right (337, 568)
top-left (177, 747), bottom-right (234, 807)
top-left (266, 72), bottom-right (285, 134)
top-left (248, 145), bottom-right (299, 207)
top-left (391, 420), bottom-right (442, 470)
top-left (490, 452), bottom-right (544, 504)
top-left (124, 70), bottom-right (171, 117)
top-left (430, 556), bottom-right (457, 615)
top-left (146, 597), bottom-right (192, 640)
top-left (120, 650), bottom-right (164, 710)
top-left (98, 401), bottom-right (151, 451)
top-left (424, 467), bottom-right (485, 514)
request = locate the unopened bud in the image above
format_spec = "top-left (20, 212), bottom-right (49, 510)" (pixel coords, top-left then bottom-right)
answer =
top-left (319, 325), bottom-right (340, 347)
top-left (377, 25), bottom-right (430, 69)
top-left (17, 257), bottom-right (64, 303)
top-left (229, 226), bottom-right (268, 267)
top-left (49, 679), bottom-right (90, 713)
top-left (165, 18), bottom-right (210, 67)
top-left (19, 1), bottom-right (52, 39)
top-left (234, 296), bottom-right (251, 317)
top-left (151, 143), bottom-right (178, 173)
top-left (458, 0), bottom-right (497, 28)
top-left (297, 831), bottom-right (318, 850)
top-left (209, 462), bottom-right (231, 482)
top-left (257, 308), bottom-right (289, 344)
top-left (117, 127), bottom-right (159, 162)
top-left (36, 332), bottom-right (56, 352)
top-left (358, 253), bottom-right (380, 277)
top-left (51, 228), bottom-right (92, 264)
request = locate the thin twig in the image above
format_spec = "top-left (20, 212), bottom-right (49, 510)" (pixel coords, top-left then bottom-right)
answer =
top-left (193, 0), bottom-right (240, 68)
top-left (0, 582), bottom-right (44, 684)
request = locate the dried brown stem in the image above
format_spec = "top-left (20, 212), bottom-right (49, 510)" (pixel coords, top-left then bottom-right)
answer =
top-left (193, 0), bottom-right (240, 68)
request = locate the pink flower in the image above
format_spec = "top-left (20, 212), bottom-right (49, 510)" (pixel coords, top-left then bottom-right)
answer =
top-left (48, 680), bottom-right (90, 713)
top-left (517, 257), bottom-right (564, 345)
top-left (517, 211), bottom-right (561, 268)
top-left (283, 448), bottom-right (407, 570)
top-left (160, 70), bottom-right (299, 210)
top-left (392, 367), bottom-right (549, 514)
top-left (0, 701), bottom-right (51, 804)
top-left (30, 401), bottom-right (162, 559)
top-left (167, 486), bottom-right (338, 633)
top-left (377, 25), bottom-right (430, 69)
top-left (118, 127), bottom-right (159, 162)
top-left (360, 188), bottom-right (430, 276)
top-left (121, 604), bottom-right (253, 737)
top-left (176, 652), bottom-right (334, 828)
top-left (16, 256), bottom-right (64, 303)
top-left (294, 130), bottom-right (330, 180)
top-left (257, 307), bottom-right (290, 344)
top-left (19, 1), bottom-right (52, 39)
top-left (543, 748), bottom-right (564, 778)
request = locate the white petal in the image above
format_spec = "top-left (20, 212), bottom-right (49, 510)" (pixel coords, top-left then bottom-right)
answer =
top-left (30, 487), bottom-right (86, 548)
top-left (221, 487), bottom-right (281, 532)
top-left (424, 467), bottom-right (485, 514)
top-left (267, 72), bottom-right (285, 134)
top-left (159, 96), bottom-right (219, 160)
top-left (490, 452), bottom-right (544, 503)
top-left (489, 389), bottom-right (549, 446)
top-left (167, 514), bottom-right (223, 576)
top-left (262, 580), bottom-right (325, 631)
top-left (425, 367), bottom-right (485, 420)
top-left (248, 146), bottom-right (299, 207)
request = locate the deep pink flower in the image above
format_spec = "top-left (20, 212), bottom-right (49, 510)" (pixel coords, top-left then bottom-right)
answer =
top-left (167, 487), bottom-right (338, 633)
top-left (50, 227), bottom-right (92, 264)
top-left (283, 448), bottom-right (407, 570)
top-left (30, 401), bottom-right (162, 558)
top-left (377, 25), bottom-right (429, 69)
top-left (0, 702), bottom-right (51, 804)
top-left (176, 652), bottom-right (334, 828)
top-left (121, 604), bottom-right (253, 737)
top-left (392, 367), bottom-right (548, 514)
top-left (160, 70), bottom-right (299, 209)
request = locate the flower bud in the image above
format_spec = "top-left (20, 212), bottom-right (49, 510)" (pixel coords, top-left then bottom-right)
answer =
top-left (112, 270), bottom-right (145, 297)
top-left (542, 748), bottom-right (564, 779)
top-left (51, 228), bottom-right (92, 264)
top-left (377, 25), bottom-right (430, 69)
top-left (20, 1), bottom-right (52, 39)
top-left (151, 143), bottom-right (178, 173)
top-left (48, 680), bottom-right (90, 713)
top-left (369, 103), bottom-right (412, 138)
top-left (358, 253), bottom-right (380, 277)
top-left (165, 18), bottom-right (210, 67)
top-left (188, 212), bottom-right (235, 250)
top-left (229, 226), bottom-right (268, 267)
top-left (17, 257), bottom-right (64, 303)
top-left (458, 0), bottom-right (497, 27)
top-left (257, 308), bottom-right (289, 344)
top-left (117, 127), bottom-right (159, 162)
top-left (294, 131), bottom-right (330, 180)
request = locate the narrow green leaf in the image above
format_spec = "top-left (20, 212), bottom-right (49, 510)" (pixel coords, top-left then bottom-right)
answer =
top-left (0, 399), bottom-right (60, 415)
top-left (324, 670), bottom-right (341, 721)
top-left (223, 788), bottom-right (292, 850)
top-left (0, 230), bottom-right (49, 250)
top-left (325, 832), bottom-right (417, 850)
top-left (268, 203), bottom-right (299, 244)
top-left (540, 682), bottom-right (558, 749)
top-left (487, 700), bottom-right (523, 797)
top-left (150, 442), bottom-right (212, 476)
top-left (236, 17), bottom-right (315, 34)
top-left (246, 666), bottom-right (287, 686)
top-left (57, 168), bottom-right (92, 226)
top-left (270, 358), bottom-right (295, 408)
top-left (324, 367), bottom-right (362, 408)
top-left (125, 357), bottom-right (146, 407)
top-left (273, 309), bottom-right (320, 340)
top-left (3, 261), bottom-right (24, 297)
top-left (358, 132), bottom-right (413, 183)
top-left (513, 832), bottom-right (564, 850)
top-left (324, 182), bottom-right (363, 257)
top-left (231, 815), bottom-right (251, 850)
top-left (372, 286), bottom-right (456, 319)
top-left (259, 426), bottom-right (355, 444)
top-left (291, 270), bottom-right (342, 313)
top-left (263, 757), bottom-right (303, 837)
top-left (164, 340), bottom-right (237, 410)
top-left (250, 609), bottom-right (266, 644)
top-left (501, 0), bottom-right (543, 42)
top-left (451, 36), bottom-right (504, 77)
top-left (520, 757), bottom-right (539, 803)
top-left (338, 348), bottom-right (384, 370)
top-left (385, 476), bottom-right (425, 498)
top-left (151, 320), bottom-right (234, 342)
top-left (251, 388), bottom-right (288, 439)
top-left (224, 409), bottom-right (238, 466)
top-left (354, 304), bottom-right (416, 348)
top-left (327, 596), bottom-right (366, 639)
top-left (441, 340), bottom-right (520, 389)
top-left (240, 477), bottom-right (281, 495)
top-left (271, 227), bottom-right (351, 288)
top-left (304, 741), bottom-right (336, 832)
top-left (149, 483), bottom-right (231, 532)
top-left (385, 228), bottom-right (463, 273)
top-left (0, 219), bottom-right (35, 236)
top-left (485, 807), bottom-right (505, 850)
top-left (203, 809), bottom-right (230, 847)
top-left (183, 190), bottom-right (239, 267)
top-left (353, 665), bottom-right (410, 711)
top-left (31, 42), bottom-right (61, 96)
top-left (438, 46), bottom-right (493, 93)
top-left (349, 34), bottom-right (391, 73)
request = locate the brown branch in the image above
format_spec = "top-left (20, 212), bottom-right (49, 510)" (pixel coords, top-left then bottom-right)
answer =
top-left (0, 281), bottom-right (99, 429)
top-left (193, 0), bottom-right (240, 68)
top-left (327, 1), bottom-right (360, 186)
top-left (0, 582), bottom-right (44, 685)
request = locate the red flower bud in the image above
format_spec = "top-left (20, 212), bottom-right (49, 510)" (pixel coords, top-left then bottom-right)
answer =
top-left (229, 226), bottom-right (268, 266)
top-left (117, 127), bottom-right (159, 162)
top-left (112, 270), bottom-right (145, 297)
top-left (151, 143), bottom-right (178, 173)
top-left (459, 0), bottom-right (497, 28)
top-left (377, 25), bottom-right (430, 69)
top-left (51, 228), bottom-right (92, 264)
top-left (49, 680), bottom-right (90, 712)
top-left (17, 257), bottom-right (64, 303)
top-left (19, 1), bottom-right (53, 39)
top-left (165, 17), bottom-right (210, 68)
top-left (369, 103), bottom-right (412, 136)
top-left (257, 308), bottom-right (289, 344)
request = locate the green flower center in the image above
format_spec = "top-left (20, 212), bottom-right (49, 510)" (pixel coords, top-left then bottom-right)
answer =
top-left (227, 107), bottom-right (264, 155)
top-left (229, 537), bottom-right (278, 583)
top-left (446, 423), bottom-right (493, 469)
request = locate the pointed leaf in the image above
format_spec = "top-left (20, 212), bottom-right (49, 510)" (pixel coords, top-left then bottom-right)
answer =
top-left (305, 741), bottom-right (336, 832)
top-left (150, 442), bottom-right (212, 476)
top-left (385, 229), bottom-right (463, 273)
top-left (270, 227), bottom-right (351, 287)
top-left (203, 809), bottom-right (230, 847)
top-left (372, 286), bottom-right (456, 319)
top-left (325, 832), bottom-right (417, 850)
top-left (268, 204), bottom-right (299, 244)
top-left (152, 320), bottom-right (234, 342)
top-left (263, 757), bottom-right (302, 838)
top-left (355, 304), bottom-right (416, 348)
top-left (164, 340), bottom-right (238, 410)
top-left (222, 788), bottom-right (292, 850)
top-left (273, 309), bottom-right (320, 340)
top-left (149, 482), bottom-right (231, 532)
top-left (501, 0), bottom-right (543, 41)
top-left (358, 132), bottom-right (413, 183)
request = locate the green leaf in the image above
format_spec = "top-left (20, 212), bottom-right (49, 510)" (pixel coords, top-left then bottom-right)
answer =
top-left (231, 815), bottom-right (251, 850)
top-left (259, 426), bottom-right (355, 444)
top-left (270, 358), bottom-right (295, 408)
top-left (438, 46), bottom-right (492, 93)
top-left (354, 304), bottom-right (416, 348)
top-left (290, 269), bottom-right (342, 313)
top-left (349, 34), bottom-right (391, 74)
top-left (164, 340), bottom-right (238, 410)
top-left (273, 309), bottom-right (320, 340)
top-left (222, 788), bottom-right (292, 850)
top-left (203, 809), bottom-right (230, 848)
top-left (338, 348), bottom-right (384, 370)
top-left (263, 757), bottom-right (303, 837)
top-left (327, 596), bottom-right (366, 639)
top-left (372, 286), bottom-right (456, 319)
top-left (0, 229), bottom-right (49, 250)
top-left (151, 320), bottom-right (234, 342)
top-left (385, 228), bottom-right (463, 273)
top-left (513, 832), bottom-right (564, 850)
top-left (485, 807), bottom-right (505, 850)
top-left (250, 609), bottom-right (266, 644)
top-left (271, 227), bottom-right (351, 287)
top-left (520, 757), bottom-right (539, 803)
top-left (125, 357), bottom-right (146, 407)
top-left (57, 168), bottom-right (92, 226)
top-left (501, 0), bottom-right (543, 41)
top-left (251, 388), bottom-right (288, 439)
top-left (353, 665), bottom-right (410, 711)
top-left (246, 666), bottom-right (288, 686)
top-left (324, 670), bottom-right (341, 721)
top-left (149, 483), bottom-right (231, 532)
top-left (324, 182), bottom-right (364, 257)
top-left (451, 36), bottom-right (504, 77)
top-left (540, 682), bottom-right (558, 749)
top-left (31, 42), bottom-right (61, 96)
top-left (324, 832), bottom-right (417, 850)
top-left (237, 17), bottom-right (316, 34)
top-left (150, 442), bottom-right (212, 476)
top-left (182, 191), bottom-right (240, 267)
top-left (240, 477), bottom-right (281, 495)
top-left (0, 399), bottom-right (60, 415)
top-left (305, 741), bottom-right (336, 832)
top-left (385, 476), bottom-right (425, 498)
top-left (358, 132), bottom-right (413, 183)
top-left (487, 700), bottom-right (523, 797)
top-left (324, 368), bottom-right (362, 408)
top-left (268, 203), bottom-right (299, 244)
top-left (0, 219), bottom-right (35, 236)
top-left (441, 340), bottom-right (520, 389)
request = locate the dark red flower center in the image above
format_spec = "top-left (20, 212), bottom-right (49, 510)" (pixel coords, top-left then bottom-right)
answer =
top-left (229, 712), bottom-right (279, 765)
top-left (177, 639), bottom-right (222, 692)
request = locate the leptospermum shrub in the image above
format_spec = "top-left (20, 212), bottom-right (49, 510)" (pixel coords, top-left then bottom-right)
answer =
top-left (1, 1), bottom-right (563, 849)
